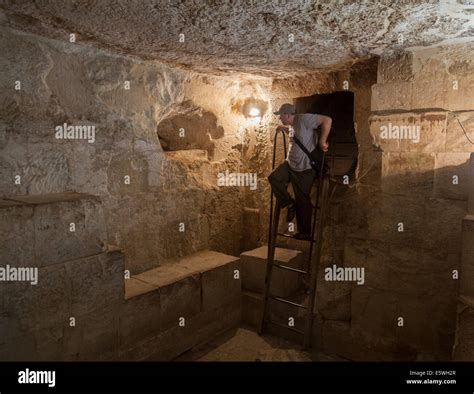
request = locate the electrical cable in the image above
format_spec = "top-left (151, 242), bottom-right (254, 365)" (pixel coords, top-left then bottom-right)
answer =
top-left (448, 110), bottom-right (474, 144)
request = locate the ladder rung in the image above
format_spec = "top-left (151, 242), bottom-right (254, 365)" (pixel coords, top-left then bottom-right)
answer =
top-left (276, 233), bottom-right (315, 242)
top-left (267, 320), bottom-right (305, 335)
top-left (271, 296), bottom-right (307, 309)
top-left (273, 264), bottom-right (307, 275)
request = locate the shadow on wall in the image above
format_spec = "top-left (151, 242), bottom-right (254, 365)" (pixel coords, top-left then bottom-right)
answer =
top-left (157, 102), bottom-right (225, 159)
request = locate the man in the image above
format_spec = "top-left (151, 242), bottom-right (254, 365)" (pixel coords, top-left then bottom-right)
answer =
top-left (268, 103), bottom-right (332, 240)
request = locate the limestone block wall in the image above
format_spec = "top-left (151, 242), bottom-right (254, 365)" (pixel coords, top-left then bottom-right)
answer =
top-left (0, 194), bottom-right (124, 360)
top-left (338, 43), bottom-right (473, 360)
top-left (453, 153), bottom-right (474, 360)
top-left (0, 26), bottom-right (273, 274)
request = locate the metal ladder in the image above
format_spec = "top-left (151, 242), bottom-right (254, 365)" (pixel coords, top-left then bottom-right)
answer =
top-left (258, 127), bottom-right (335, 348)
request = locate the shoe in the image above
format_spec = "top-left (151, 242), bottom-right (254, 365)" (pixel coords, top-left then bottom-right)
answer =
top-left (294, 232), bottom-right (311, 241)
top-left (286, 202), bottom-right (296, 222)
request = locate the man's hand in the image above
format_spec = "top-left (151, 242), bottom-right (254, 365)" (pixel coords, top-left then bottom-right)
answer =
top-left (277, 125), bottom-right (290, 133)
top-left (319, 139), bottom-right (329, 152)
top-left (316, 115), bottom-right (332, 152)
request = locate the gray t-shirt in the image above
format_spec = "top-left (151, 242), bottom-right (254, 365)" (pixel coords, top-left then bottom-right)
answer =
top-left (286, 113), bottom-right (318, 172)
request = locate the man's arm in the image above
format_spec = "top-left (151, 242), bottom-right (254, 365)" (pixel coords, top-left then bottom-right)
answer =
top-left (316, 114), bottom-right (332, 152)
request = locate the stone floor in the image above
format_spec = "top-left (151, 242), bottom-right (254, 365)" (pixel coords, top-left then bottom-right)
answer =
top-left (175, 326), bottom-right (347, 362)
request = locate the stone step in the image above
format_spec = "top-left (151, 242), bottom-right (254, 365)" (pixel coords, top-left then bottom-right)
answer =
top-left (240, 246), bottom-right (303, 297)
top-left (0, 192), bottom-right (107, 267)
top-left (242, 289), bottom-right (308, 325)
top-left (119, 250), bottom-right (241, 360)
top-left (241, 289), bottom-right (308, 343)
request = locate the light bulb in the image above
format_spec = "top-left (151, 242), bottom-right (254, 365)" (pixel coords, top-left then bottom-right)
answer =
top-left (249, 107), bottom-right (260, 117)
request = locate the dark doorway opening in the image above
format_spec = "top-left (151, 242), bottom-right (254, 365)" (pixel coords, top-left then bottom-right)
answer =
top-left (294, 91), bottom-right (358, 178)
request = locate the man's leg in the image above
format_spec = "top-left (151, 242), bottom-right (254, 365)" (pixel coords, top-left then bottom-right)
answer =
top-left (267, 161), bottom-right (293, 208)
top-left (289, 169), bottom-right (316, 235)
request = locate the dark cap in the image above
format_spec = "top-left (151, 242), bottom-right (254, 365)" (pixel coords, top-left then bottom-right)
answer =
top-left (273, 103), bottom-right (296, 115)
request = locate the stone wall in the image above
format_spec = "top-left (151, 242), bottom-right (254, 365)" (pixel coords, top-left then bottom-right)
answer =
top-left (453, 153), bottom-right (474, 360)
top-left (0, 26), bottom-right (267, 361)
top-left (320, 43), bottom-right (473, 360)
top-left (0, 193), bottom-right (125, 360)
top-left (0, 26), bottom-right (273, 274)
top-left (2, 22), bottom-right (472, 361)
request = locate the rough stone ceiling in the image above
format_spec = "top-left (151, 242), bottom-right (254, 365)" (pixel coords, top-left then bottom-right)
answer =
top-left (1, 0), bottom-right (473, 78)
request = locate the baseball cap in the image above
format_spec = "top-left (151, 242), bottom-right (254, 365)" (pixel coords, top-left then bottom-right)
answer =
top-left (273, 103), bottom-right (296, 115)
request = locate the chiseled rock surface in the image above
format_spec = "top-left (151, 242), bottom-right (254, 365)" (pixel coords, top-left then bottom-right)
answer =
top-left (1, 0), bottom-right (473, 363)
top-left (372, 42), bottom-right (474, 113)
top-left (0, 26), bottom-right (267, 273)
top-left (1, 1), bottom-right (473, 77)
top-left (0, 193), bottom-right (107, 267)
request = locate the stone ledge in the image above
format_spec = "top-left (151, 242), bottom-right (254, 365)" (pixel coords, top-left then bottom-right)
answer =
top-left (241, 245), bottom-right (301, 262)
top-left (459, 295), bottom-right (474, 309)
top-left (463, 214), bottom-right (474, 222)
top-left (0, 192), bottom-right (99, 208)
top-left (124, 277), bottom-right (158, 300)
top-left (120, 250), bottom-right (241, 354)
top-left (129, 250), bottom-right (240, 296)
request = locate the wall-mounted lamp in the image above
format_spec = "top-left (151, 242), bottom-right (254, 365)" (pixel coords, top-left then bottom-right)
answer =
top-left (248, 107), bottom-right (261, 117)
top-left (241, 98), bottom-right (268, 121)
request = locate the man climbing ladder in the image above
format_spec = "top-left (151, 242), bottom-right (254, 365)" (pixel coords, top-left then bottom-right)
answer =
top-left (268, 103), bottom-right (332, 240)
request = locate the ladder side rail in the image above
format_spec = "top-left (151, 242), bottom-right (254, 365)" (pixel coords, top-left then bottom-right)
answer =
top-left (260, 128), bottom-right (287, 335)
top-left (267, 128), bottom-right (287, 253)
top-left (330, 126), bottom-right (336, 174)
top-left (267, 128), bottom-right (287, 267)
top-left (304, 176), bottom-right (331, 348)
